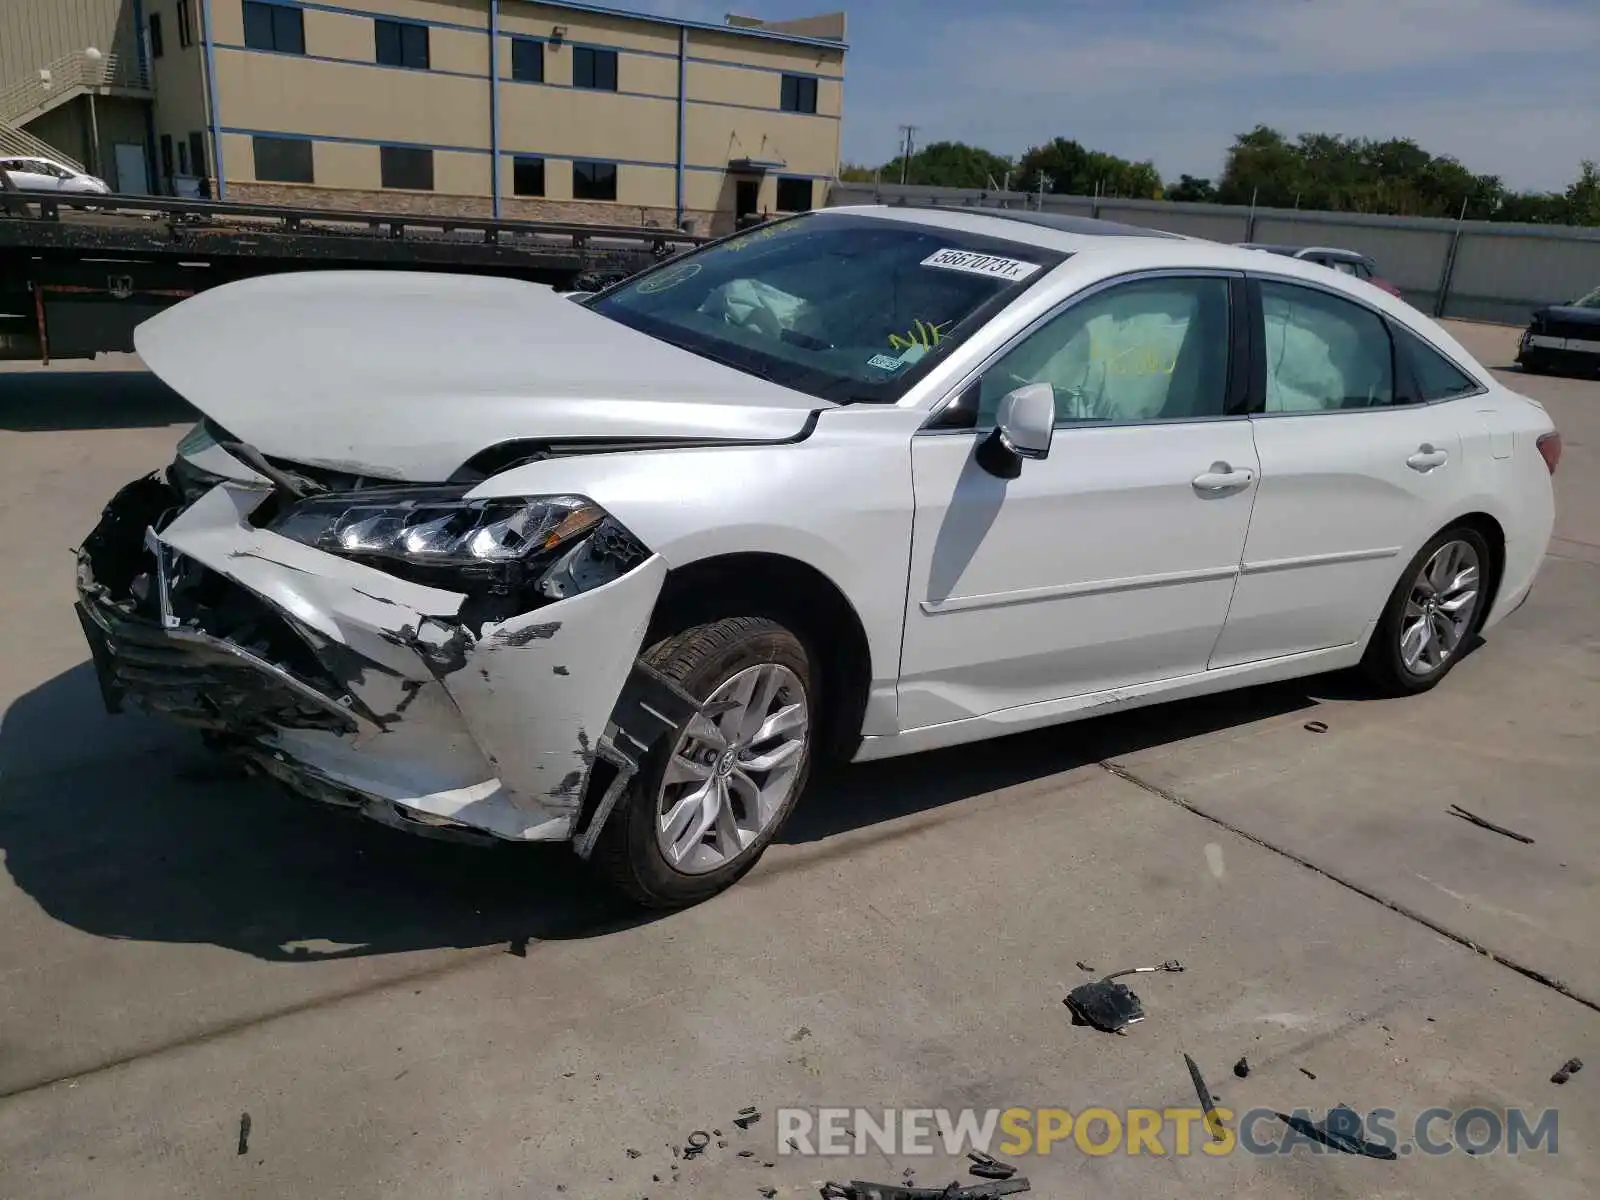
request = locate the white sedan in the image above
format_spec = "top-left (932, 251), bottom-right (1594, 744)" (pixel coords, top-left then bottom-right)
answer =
top-left (75, 206), bottom-right (1559, 906)
top-left (0, 155), bottom-right (111, 194)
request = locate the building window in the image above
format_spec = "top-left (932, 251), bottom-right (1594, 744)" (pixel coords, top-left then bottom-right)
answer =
top-left (253, 136), bottom-right (313, 184)
top-left (158, 134), bottom-right (174, 182)
top-left (512, 156), bottom-right (545, 197)
top-left (189, 132), bottom-right (207, 179)
top-left (381, 145), bottom-right (433, 190)
top-left (176, 0), bottom-right (195, 49)
top-left (780, 74), bottom-right (817, 113)
top-left (573, 160), bottom-right (617, 201)
top-left (776, 176), bottom-right (813, 212)
top-left (572, 47), bottom-right (617, 91)
top-left (375, 20), bottom-right (430, 70)
top-left (177, 140), bottom-right (189, 175)
top-left (149, 13), bottom-right (165, 59)
top-left (511, 38), bottom-right (544, 83)
top-left (243, 2), bottom-right (306, 55)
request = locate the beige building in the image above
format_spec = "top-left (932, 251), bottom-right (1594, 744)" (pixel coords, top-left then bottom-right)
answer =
top-left (6, 1), bottom-right (847, 232)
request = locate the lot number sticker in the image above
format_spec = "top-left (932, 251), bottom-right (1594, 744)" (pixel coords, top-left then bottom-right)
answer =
top-left (921, 248), bottom-right (1041, 282)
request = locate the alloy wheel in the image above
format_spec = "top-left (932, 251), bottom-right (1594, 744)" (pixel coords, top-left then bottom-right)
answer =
top-left (655, 662), bottom-right (809, 874)
top-left (1400, 538), bottom-right (1481, 675)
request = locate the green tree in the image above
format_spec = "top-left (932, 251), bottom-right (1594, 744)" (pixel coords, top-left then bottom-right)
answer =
top-left (1564, 160), bottom-right (1600, 226)
top-left (880, 141), bottom-right (1016, 189)
top-left (1166, 174), bottom-right (1217, 202)
top-left (1015, 138), bottom-right (1162, 198)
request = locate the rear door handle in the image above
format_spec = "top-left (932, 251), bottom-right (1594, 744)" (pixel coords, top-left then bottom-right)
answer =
top-left (1407, 444), bottom-right (1449, 472)
top-left (1192, 463), bottom-right (1255, 494)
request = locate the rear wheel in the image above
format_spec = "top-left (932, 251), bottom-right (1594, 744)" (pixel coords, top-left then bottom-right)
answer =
top-left (590, 616), bottom-right (815, 908)
top-left (1362, 525), bottom-right (1492, 695)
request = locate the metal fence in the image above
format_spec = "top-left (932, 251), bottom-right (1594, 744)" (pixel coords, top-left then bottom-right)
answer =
top-left (827, 182), bottom-right (1600, 325)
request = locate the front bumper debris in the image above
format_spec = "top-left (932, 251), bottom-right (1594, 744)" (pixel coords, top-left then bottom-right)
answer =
top-left (75, 471), bottom-right (669, 844)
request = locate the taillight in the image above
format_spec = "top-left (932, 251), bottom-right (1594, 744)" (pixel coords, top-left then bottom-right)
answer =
top-left (1537, 431), bottom-right (1562, 475)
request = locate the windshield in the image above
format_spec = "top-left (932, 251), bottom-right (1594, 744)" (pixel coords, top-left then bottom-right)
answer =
top-left (1574, 286), bottom-right (1600, 309)
top-left (588, 212), bottom-right (1066, 402)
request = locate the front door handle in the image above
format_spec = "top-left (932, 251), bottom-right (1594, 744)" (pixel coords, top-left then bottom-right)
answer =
top-left (1407, 444), bottom-right (1449, 472)
top-left (1192, 462), bottom-right (1254, 494)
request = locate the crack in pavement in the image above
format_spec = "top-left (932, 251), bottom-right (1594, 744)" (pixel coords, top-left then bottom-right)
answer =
top-left (1098, 758), bottom-right (1600, 1016)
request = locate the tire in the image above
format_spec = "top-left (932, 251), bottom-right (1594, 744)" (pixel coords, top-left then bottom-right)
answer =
top-left (1361, 524), bottom-right (1494, 695)
top-left (590, 616), bottom-right (816, 908)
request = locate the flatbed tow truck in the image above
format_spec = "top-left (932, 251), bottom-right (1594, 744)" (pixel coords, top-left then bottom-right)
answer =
top-left (0, 183), bottom-right (703, 363)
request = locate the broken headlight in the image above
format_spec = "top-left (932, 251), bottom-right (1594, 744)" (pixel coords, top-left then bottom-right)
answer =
top-left (269, 490), bottom-right (649, 623)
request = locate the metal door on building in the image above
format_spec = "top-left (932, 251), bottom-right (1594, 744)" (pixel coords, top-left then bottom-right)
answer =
top-left (112, 143), bottom-right (149, 194)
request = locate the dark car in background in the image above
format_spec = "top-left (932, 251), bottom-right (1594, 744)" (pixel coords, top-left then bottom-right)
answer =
top-left (1237, 244), bottom-right (1405, 299)
top-left (1517, 286), bottom-right (1600, 377)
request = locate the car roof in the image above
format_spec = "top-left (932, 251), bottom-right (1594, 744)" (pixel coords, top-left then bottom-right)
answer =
top-left (826, 204), bottom-right (1190, 253)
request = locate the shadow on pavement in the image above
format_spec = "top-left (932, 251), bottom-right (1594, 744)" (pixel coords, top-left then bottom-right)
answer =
top-left (1, 661), bottom-right (1331, 963)
top-left (0, 369), bottom-right (194, 431)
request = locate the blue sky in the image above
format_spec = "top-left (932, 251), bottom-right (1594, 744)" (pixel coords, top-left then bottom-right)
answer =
top-left (631, 0), bottom-right (1600, 192)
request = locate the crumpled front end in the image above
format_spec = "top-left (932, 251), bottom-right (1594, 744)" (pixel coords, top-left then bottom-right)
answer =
top-left (75, 462), bottom-right (671, 845)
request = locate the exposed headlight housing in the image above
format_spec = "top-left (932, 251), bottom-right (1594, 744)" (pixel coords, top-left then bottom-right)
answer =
top-left (272, 490), bottom-right (605, 567)
top-left (269, 490), bottom-right (649, 625)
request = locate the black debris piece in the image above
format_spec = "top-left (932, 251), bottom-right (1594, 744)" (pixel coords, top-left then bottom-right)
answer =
top-left (764, 1161), bottom-right (775, 1168)
top-left (626, 1148), bottom-right (643, 1159)
top-left (739, 1150), bottom-right (755, 1158)
top-left (1299, 1067), bottom-right (1318, 1080)
top-left (1277, 1108), bottom-right (1397, 1160)
top-left (1304, 720), bottom-right (1329, 733)
top-left (1184, 1054), bottom-right (1225, 1141)
top-left (719, 1140), bottom-right (729, 1148)
top-left (714, 1128), bottom-right (724, 1137)
top-left (1064, 961), bottom-right (1185, 1034)
top-left (683, 1131), bottom-right (711, 1160)
top-left (760, 1188), bottom-right (778, 1199)
top-left (237, 1112), bottom-right (252, 1156)
top-left (1074, 960), bottom-right (1096, 973)
top-left (1233, 1056), bottom-right (1250, 1079)
top-left (1447, 804), bottom-right (1535, 844)
top-left (968, 1150), bottom-right (1017, 1180)
top-left (1551, 1058), bottom-right (1583, 1085)
top-left (734, 1108), bottom-right (763, 1130)
top-left (653, 1175), bottom-right (661, 1183)
top-left (820, 1178), bottom-right (1030, 1198)
top-left (507, 936), bottom-right (529, 957)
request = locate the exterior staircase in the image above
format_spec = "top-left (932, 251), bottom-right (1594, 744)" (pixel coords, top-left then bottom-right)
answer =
top-left (0, 117), bottom-right (83, 169)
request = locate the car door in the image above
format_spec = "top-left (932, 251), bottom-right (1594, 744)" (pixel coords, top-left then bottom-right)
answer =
top-left (1209, 276), bottom-right (1470, 667)
top-left (898, 272), bottom-right (1261, 730)
top-left (1, 159), bottom-right (47, 190)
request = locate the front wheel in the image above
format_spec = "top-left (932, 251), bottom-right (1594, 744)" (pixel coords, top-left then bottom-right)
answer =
top-left (590, 617), bottom-right (815, 908)
top-left (1362, 525), bottom-right (1492, 695)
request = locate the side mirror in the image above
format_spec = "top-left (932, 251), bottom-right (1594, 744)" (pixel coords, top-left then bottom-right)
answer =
top-left (976, 382), bottom-right (1055, 479)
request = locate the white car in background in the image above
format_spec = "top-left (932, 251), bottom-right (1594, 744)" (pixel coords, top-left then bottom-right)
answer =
top-left (0, 155), bottom-right (111, 194)
top-left (75, 207), bottom-right (1559, 907)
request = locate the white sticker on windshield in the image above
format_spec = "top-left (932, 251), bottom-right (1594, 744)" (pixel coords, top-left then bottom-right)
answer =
top-left (921, 248), bottom-right (1041, 281)
top-left (866, 353), bottom-right (903, 371)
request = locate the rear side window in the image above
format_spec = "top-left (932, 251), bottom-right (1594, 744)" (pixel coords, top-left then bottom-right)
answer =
top-left (1393, 323), bottom-right (1481, 400)
top-left (1260, 280), bottom-right (1394, 412)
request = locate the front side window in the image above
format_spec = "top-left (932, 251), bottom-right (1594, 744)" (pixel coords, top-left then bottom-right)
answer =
top-left (376, 19), bottom-right (430, 69)
top-left (1573, 286), bottom-right (1600, 309)
top-left (1261, 280), bottom-right (1394, 412)
top-left (573, 47), bottom-right (618, 90)
top-left (978, 276), bottom-right (1231, 425)
top-left (244, 2), bottom-right (306, 54)
top-left (590, 213), bottom-right (1066, 404)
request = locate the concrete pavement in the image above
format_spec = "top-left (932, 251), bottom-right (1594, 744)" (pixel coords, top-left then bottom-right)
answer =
top-left (0, 325), bottom-right (1595, 1198)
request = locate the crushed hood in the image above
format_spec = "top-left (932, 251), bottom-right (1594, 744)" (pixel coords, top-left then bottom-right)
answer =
top-left (135, 270), bottom-right (829, 481)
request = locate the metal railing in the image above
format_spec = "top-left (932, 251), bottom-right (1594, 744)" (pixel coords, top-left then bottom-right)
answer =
top-left (0, 50), bottom-right (151, 127)
top-left (0, 119), bottom-right (83, 169)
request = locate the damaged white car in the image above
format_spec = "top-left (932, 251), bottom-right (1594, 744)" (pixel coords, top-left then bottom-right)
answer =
top-left (77, 207), bottom-right (1560, 906)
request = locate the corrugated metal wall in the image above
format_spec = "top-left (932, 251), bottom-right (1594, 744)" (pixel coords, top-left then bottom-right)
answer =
top-left (0, 0), bottom-right (139, 94)
top-left (829, 182), bottom-right (1600, 325)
